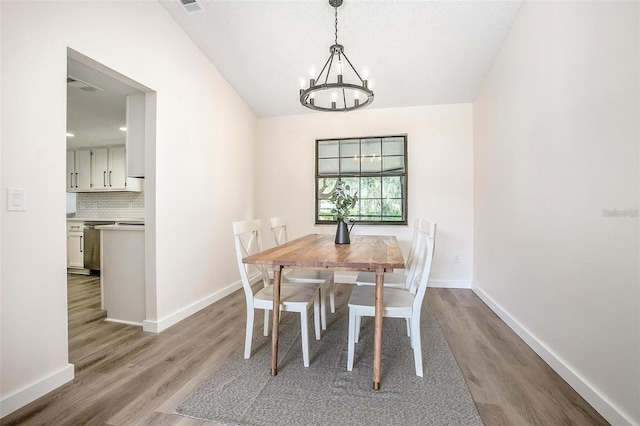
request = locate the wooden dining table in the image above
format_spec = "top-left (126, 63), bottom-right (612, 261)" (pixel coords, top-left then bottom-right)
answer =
top-left (242, 233), bottom-right (405, 390)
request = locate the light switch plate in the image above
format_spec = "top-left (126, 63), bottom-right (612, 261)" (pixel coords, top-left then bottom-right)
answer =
top-left (7, 188), bottom-right (26, 212)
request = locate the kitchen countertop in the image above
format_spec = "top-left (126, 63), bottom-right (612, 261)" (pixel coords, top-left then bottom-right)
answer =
top-left (67, 217), bottom-right (144, 222)
top-left (96, 223), bottom-right (145, 231)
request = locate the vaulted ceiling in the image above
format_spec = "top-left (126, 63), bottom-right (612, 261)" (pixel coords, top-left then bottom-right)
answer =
top-left (67, 1), bottom-right (522, 147)
top-left (159, 0), bottom-right (522, 117)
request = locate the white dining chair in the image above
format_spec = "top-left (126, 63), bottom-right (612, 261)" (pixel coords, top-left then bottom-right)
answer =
top-left (346, 220), bottom-right (437, 377)
top-left (270, 217), bottom-right (336, 330)
top-left (233, 219), bottom-right (321, 368)
top-left (354, 218), bottom-right (424, 289)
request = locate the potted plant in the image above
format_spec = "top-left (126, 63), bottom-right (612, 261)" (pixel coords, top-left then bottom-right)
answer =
top-left (329, 180), bottom-right (358, 244)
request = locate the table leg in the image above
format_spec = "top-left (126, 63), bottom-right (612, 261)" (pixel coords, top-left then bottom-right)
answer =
top-left (271, 266), bottom-right (282, 376)
top-left (373, 267), bottom-right (384, 390)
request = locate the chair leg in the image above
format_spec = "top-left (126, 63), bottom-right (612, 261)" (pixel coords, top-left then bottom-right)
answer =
top-left (313, 292), bottom-right (321, 340)
top-left (354, 314), bottom-right (362, 344)
top-left (347, 307), bottom-right (356, 371)
top-left (244, 308), bottom-right (255, 359)
top-left (319, 283), bottom-right (327, 330)
top-left (329, 279), bottom-right (336, 314)
top-left (406, 318), bottom-right (411, 339)
top-left (263, 308), bottom-right (270, 336)
top-left (410, 315), bottom-right (423, 377)
top-left (300, 310), bottom-right (310, 367)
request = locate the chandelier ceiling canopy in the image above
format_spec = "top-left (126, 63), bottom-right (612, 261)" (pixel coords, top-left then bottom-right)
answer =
top-left (299, 0), bottom-right (374, 112)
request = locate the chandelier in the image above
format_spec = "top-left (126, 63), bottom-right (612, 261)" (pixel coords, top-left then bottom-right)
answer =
top-left (299, 0), bottom-right (374, 112)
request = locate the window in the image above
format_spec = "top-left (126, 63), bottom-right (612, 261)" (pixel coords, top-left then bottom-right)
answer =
top-left (315, 135), bottom-right (407, 225)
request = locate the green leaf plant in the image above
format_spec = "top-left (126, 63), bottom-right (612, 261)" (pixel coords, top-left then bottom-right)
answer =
top-left (329, 180), bottom-right (358, 221)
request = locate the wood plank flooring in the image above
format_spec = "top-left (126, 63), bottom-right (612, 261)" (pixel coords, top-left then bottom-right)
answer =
top-left (1, 276), bottom-right (608, 425)
top-left (427, 288), bottom-right (608, 426)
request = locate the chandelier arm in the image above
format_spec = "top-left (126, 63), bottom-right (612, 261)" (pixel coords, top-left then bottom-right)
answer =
top-left (316, 53), bottom-right (333, 83)
top-left (340, 51), bottom-right (365, 84)
top-left (324, 53), bottom-right (336, 86)
top-left (342, 87), bottom-right (347, 109)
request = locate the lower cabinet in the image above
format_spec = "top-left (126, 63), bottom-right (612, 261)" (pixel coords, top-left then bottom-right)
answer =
top-left (67, 222), bottom-right (84, 269)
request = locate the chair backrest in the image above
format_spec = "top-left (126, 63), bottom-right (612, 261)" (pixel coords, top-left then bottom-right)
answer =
top-left (270, 216), bottom-right (289, 246)
top-left (404, 218), bottom-right (424, 277)
top-left (406, 221), bottom-right (437, 311)
top-left (232, 219), bottom-right (270, 304)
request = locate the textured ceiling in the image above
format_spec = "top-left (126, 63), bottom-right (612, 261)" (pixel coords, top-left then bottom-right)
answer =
top-left (159, 0), bottom-right (522, 117)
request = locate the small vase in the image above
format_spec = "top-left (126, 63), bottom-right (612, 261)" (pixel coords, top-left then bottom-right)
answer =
top-left (335, 218), bottom-right (350, 244)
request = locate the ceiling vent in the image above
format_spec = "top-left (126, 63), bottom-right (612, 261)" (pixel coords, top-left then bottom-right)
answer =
top-left (67, 76), bottom-right (104, 93)
top-left (177, 0), bottom-right (205, 14)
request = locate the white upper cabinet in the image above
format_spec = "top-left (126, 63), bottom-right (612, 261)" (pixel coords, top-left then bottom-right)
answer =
top-left (66, 149), bottom-right (92, 192)
top-left (108, 146), bottom-right (127, 190)
top-left (68, 145), bottom-right (142, 193)
top-left (91, 147), bottom-right (109, 191)
top-left (91, 146), bottom-right (127, 191)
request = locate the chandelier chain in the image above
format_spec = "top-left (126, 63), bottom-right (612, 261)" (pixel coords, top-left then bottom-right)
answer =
top-left (334, 6), bottom-right (338, 45)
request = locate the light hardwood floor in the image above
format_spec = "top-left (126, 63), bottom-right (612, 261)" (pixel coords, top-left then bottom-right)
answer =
top-left (1, 275), bottom-right (608, 425)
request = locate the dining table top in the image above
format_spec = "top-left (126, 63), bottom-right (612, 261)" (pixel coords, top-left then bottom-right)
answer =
top-left (242, 233), bottom-right (406, 272)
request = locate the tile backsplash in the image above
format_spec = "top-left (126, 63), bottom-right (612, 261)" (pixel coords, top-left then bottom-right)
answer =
top-left (75, 192), bottom-right (144, 219)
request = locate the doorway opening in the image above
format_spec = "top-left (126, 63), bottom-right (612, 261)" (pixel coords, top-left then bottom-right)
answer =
top-left (65, 49), bottom-right (156, 358)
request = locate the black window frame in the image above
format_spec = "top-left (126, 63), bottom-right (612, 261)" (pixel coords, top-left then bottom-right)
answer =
top-left (315, 135), bottom-right (408, 225)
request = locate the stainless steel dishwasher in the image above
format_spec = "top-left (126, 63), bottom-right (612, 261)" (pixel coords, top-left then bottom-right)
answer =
top-left (83, 222), bottom-right (114, 272)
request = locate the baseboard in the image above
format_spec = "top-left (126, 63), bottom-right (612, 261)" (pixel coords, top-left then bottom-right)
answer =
top-left (105, 318), bottom-right (143, 327)
top-left (429, 279), bottom-right (472, 289)
top-left (142, 281), bottom-right (242, 333)
top-left (0, 363), bottom-right (74, 418)
top-left (472, 283), bottom-right (634, 426)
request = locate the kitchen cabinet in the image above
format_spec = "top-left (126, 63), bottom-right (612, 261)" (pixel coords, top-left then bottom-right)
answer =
top-left (92, 146), bottom-right (126, 191)
top-left (67, 221), bottom-right (84, 268)
top-left (66, 149), bottom-right (92, 192)
top-left (66, 145), bottom-right (142, 193)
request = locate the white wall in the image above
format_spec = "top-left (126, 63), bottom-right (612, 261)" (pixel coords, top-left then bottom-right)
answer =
top-left (0, 1), bottom-right (257, 416)
top-left (473, 2), bottom-right (639, 424)
top-left (256, 104), bottom-right (473, 286)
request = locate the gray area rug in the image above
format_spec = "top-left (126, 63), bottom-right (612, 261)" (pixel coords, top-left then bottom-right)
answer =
top-left (174, 287), bottom-right (483, 425)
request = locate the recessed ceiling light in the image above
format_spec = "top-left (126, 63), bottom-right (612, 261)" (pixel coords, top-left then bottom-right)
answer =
top-left (66, 133), bottom-right (74, 137)
top-left (119, 127), bottom-right (127, 132)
